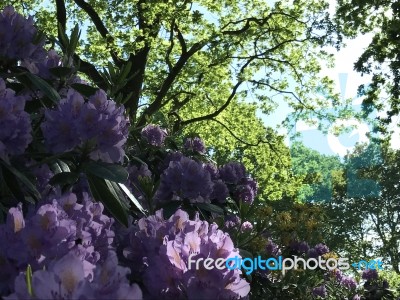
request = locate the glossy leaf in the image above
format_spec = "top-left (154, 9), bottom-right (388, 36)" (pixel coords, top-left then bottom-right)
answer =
top-left (70, 83), bottom-right (99, 97)
top-left (86, 174), bottom-right (128, 227)
top-left (83, 161), bottom-right (128, 183)
top-left (0, 160), bottom-right (40, 201)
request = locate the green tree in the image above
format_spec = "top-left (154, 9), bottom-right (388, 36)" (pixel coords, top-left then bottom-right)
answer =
top-left (13, 0), bottom-right (340, 131)
top-left (10, 0), bottom-right (341, 202)
top-left (290, 141), bottom-right (343, 202)
top-left (180, 100), bottom-right (300, 200)
top-left (335, 0), bottom-right (400, 133)
top-left (325, 140), bottom-right (400, 273)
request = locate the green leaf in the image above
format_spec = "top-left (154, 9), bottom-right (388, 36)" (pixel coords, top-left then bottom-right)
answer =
top-left (117, 61), bottom-right (132, 84)
top-left (86, 174), bottom-right (128, 227)
top-left (108, 180), bottom-right (128, 207)
top-left (195, 202), bottom-right (224, 214)
top-left (83, 161), bottom-right (128, 183)
top-left (23, 73), bottom-right (60, 104)
top-left (49, 159), bottom-right (71, 174)
top-left (57, 22), bottom-right (69, 48)
top-left (26, 265), bottom-right (33, 297)
top-left (118, 183), bottom-right (146, 214)
top-left (68, 24), bottom-right (81, 55)
top-left (1, 165), bottom-right (25, 201)
top-left (0, 160), bottom-right (40, 201)
top-left (70, 83), bottom-right (99, 97)
top-left (49, 66), bottom-right (73, 78)
top-left (49, 172), bottom-right (80, 186)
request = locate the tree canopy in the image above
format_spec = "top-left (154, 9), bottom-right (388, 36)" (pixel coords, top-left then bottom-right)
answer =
top-left (11, 0), bottom-right (343, 202)
top-left (335, 0), bottom-right (400, 134)
top-left (325, 140), bottom-right (400, 274)
top-left (15, 0), bottom-right (340, 128)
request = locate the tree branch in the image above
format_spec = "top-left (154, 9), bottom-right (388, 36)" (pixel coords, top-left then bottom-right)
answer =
top-left (136, 41), bottom-right (207, 127)
top-left (55, 0), bottom-right (67, 48)
top-left (165, 20), bottom-right (175, 71)
top-left (174, 23), bottom-right (187, 54)
top-left (55, 0), bottom-right (66, 33)
top-left (221, 12), bottom-right (308, 35)
top-left (180, 81), bottom-right (243, 126)
top-left (75, 55), bottom-right (108, 90)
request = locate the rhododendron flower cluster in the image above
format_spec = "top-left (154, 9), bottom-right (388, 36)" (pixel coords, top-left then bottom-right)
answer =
top-left (0, 78), bottom-right (32, 158)
top-left (123, 209), bottom-right (250, 299)
top-left (0, 192), bottom-right (135, 297)
top-left (141, 124), bottom-right (167, 146)
top-left (184, 137), bottom-right (206, 153)
top-left (148, 144), bottom-right (257, 206)
top-left (154, 156), bottom-right (214, 204)
top-left (5, 251), bottom-right (142, 300)
top-left (334, 270), bottom-right (357, 290)
top-left (22, 49), bottom-right (62, 80)
top-left (41, 89), bottom-right (129, 163)
top-left (0, 6), bottom-right (44, 64)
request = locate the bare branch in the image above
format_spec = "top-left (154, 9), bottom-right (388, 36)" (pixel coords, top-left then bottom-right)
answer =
top-left (73, 0), bottom-right (108, 37)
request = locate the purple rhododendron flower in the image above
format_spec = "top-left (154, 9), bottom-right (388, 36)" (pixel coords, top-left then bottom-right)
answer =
top-left (265, 239), bottom-right (281, 257)
top-left (312, 285), bottom-right (327, 298)
top-left (234, 178), bottom-right (258, 204)
top-left (211, 180), bottom-right (229, 203)
top-left (0, 192), bottom-right (115, 293)
top-left (141, 124), bottom-right (167, 146)
top-left (0, 78), bottom-right (32, 157)
top-left (21, 49), bottom-right (61, 80)
top-left (219, 162), bottom-right (246, 185)
top-left (0, 6), bottom-right (45, 64)
top-left (314, 243), bottom-right (329, 255)
top-left (154, 157), bottom-right (213, 203)
top-left (289, 240), bottom-right (310, 255)
top-left (160, 151), bottom-right (184, 172)
top-left (184, 137), bottom-right (206, 153)
top-left (235, 184), bottom-right (256, 204)
top-left (41, 89), bottom-right (129, 163)
top-left (362, 269), bottom-right (378, 281)
top-left (240, 221), bottom-right (253, 232)
top-left (308, 243), bottom-right (329, 258)
top-left (5, 251), bottom-right (142, 300)
top-left (224, 215), bottom-right (241, 229)
top-left (203, 163), bottom-right (219, 180)
top-left (341, 276), bottom-right (357, 289)
top-left (123, 209), bottom-right (250, 299)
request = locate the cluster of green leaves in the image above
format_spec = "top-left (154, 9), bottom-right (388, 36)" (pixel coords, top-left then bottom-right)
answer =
top-left (13, 0), bottom-right (343, 161)
top-left (335, 0), bottom-right (400, 134)
top-left (290, 141), bottom-right (343, 202)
